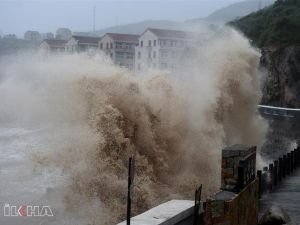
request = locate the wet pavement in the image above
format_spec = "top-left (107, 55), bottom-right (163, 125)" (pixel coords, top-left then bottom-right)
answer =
top-left (259, 169), bottom-right (300, 224)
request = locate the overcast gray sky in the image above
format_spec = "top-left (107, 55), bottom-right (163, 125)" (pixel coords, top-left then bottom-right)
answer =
top-left (0, 0), bottom-right (242, 37)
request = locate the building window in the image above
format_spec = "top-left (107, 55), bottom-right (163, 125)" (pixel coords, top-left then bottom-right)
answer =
top-left (140, 41), bottom-right (143, 47)
top-left (161, 63), bottom-right (168, 69)
top-left (138, 52), bottom-right (141, 59)
top-left (110, 53), bottom-right (113, 59)
top-left (153, 51), bottom-right (156, 58)
top-left (100, 43), bottom-right (103, 49)
top-left (106, 43), bottom-right (109, 49)
top-left (116, 42), bottom-right (122, 49)
top-left (116, 51), bottom-right (124, 59)
top-left (161, 50), bottom-right (168, 57)
top-left (148, 52), bottom-right (151, 58)
top-left (154, 40), bottom-right (156, 47)
top-left (126, 53), bottom-right (134, 59)
top-left (148, 40), bottom-right (151, 47)
top-left (110, 43), bottom-right (113, 49)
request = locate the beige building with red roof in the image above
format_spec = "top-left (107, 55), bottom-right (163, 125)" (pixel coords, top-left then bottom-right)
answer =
top-left (39, 39), bottom-right (67, 53)
top-left (135, 28), bottom-right (198, 72)
top-left (98, 33), bottom-right (139, 70)
top-left (65, 35), bottom-right (102, 54)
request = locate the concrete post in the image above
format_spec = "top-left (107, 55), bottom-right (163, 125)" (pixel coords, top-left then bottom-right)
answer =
top-left (274, 160), bottom-right (278, 186)
top-left (296, 148), bottom-right (299, 167)
top-left (296, 150), bottom-right (298, 168)
top-left (296, 149), bottom-right (298, 168)
top-left (297, 147), bottom-right (300, 166)
top-left (291, 151), bottom-right (294, 172)
top-left (269, 163), bottom-right (274, 190)
top-left (287, 153), bottom-right (291, 175)
top-left (283, 155), bottom-right (287, 178)
top-left (278, 157), bottom-right (283, 182)
top-left (257, 170), bottom-right (262, 198)
top-left (298, 148), bottom-right (300, 167)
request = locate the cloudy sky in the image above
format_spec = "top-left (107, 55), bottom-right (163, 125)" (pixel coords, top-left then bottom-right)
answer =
top-left (0, 0), bottom-right (242, 37)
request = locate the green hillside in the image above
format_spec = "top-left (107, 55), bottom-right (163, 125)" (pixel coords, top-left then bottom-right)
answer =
top-left (229, 0), bottom-right (300, 47)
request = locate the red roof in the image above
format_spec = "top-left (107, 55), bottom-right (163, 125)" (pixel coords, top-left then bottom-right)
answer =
top-left (144, 28), bottom-right (198, 39)
top-left (105, 33), bottom-right (139, 43)
top-left (72, 35), bottom-right (102, 44)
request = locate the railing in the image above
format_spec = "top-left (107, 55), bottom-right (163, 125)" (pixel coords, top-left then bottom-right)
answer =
top-left (193, 185), bottom-right (202, 225)
top-left (257, 146), bottom-right (300, 196)
top-left (238, 151), bottom-right (256, 190)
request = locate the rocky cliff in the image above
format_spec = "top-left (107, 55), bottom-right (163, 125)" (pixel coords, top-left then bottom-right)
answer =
top-left (260, 46), bottom-right (300, 107)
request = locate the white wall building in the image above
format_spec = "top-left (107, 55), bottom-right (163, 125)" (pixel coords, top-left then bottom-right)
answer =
top-left (98, 33), bottom-right (139, 70)
top-left (39, 39), bottom-right (67, 53)
top-left (135, 28), bottom-right (198, 72)
top-left (65, 35), bottom-right (101, 54)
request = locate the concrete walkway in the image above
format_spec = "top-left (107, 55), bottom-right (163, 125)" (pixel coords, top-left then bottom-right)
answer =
top-left (259, 169), bottom-right (300, 225)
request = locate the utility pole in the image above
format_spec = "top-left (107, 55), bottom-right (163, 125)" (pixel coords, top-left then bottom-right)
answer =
top-left (127, 157), bottom-right (135, 225)
top-left (258, 0), bottom-right (262, 11)
top-left (93, 5), bottom-right (96, 33)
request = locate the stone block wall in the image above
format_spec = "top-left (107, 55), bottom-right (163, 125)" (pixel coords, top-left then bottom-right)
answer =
top-left (221, 145), bottom-right (256, 192)
top-left (205, 179), bottom-right (259, 225)
top-left (205, 144), bottom-right (259, 225)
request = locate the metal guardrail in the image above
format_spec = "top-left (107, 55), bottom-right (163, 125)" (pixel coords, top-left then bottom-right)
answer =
top-left (258, 105), bottom-right (300, 119)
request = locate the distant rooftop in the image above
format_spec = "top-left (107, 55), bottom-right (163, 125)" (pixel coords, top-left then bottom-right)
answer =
top-left (145, 28), bottom-right (198, 39)
top-left (105, 33), bottom-right (139, 43)
top-left (42, 39), bottom-right (67, 47)
top-left (72, 35), bottom-right (102, 44)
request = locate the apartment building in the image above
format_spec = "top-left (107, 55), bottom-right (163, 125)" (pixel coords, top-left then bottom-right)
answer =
top-left (98, 33), bottom-right (139, 70)
top-left (135, 28), bottom-right (198, 72)
top-left (24, 30), bottom-right (42, 42)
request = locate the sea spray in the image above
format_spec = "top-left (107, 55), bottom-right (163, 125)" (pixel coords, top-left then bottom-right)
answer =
top-left (0, 27), bottom-right (268, 225)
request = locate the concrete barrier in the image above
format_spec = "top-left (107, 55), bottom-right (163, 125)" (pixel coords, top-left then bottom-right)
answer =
top-left (117, 200), bottom-right (201, 225)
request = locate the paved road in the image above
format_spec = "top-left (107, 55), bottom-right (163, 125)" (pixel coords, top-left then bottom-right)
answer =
top-left (259, 169), bottom-right (300, 225)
